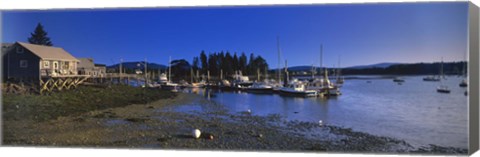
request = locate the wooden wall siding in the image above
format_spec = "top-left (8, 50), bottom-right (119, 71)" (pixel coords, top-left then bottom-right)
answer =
top-left (3, 44), bottom-right (41, 80)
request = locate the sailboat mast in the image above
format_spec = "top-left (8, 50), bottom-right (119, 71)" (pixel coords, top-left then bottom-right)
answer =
top-left (320, 44), bottom-right (323, 75)
top-left (277, 37), bottom-right (281, 84)
top-left (168, 56), bottom-right (172, 82)
top-left (191, 68), bottom-right (193, 83)
top-left (441, 57), bottom-right (444, 79)
top-left (257, 68), bottom-right (260, 81)
top-left (337, 55), bottom-right (340, 80)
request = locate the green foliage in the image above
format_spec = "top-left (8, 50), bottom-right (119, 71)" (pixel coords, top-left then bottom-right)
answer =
top-left (27, 23), bottom-right (53, 46)
top-left (195, 51), bottom-right (268, 78)
top-left (2, 85), bottom-right (176, 122)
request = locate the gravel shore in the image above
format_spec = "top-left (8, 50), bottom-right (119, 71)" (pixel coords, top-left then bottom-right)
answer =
top-left (2, 90), bottom-right (467, 155)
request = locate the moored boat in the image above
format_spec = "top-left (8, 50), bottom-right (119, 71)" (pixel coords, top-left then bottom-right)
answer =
top-left (459, 79), bottom-right (467, 87)
top-left (423, 76), bottom-right (440, 81)
top-left (437, 85), bottom-right (450, 93)
top-left (246, 82), bottom-right (273, 93)
top-left (279, 80), bottom-right (317, 97)
top-left (393, 77), bottom-right (405, 82)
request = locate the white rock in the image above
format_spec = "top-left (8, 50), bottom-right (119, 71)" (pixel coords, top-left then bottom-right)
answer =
top-left (192, 129), bottom-right (201, 139)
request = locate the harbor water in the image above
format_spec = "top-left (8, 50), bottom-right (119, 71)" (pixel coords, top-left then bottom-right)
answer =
top-left (183, 75), bottom-right (468, 149)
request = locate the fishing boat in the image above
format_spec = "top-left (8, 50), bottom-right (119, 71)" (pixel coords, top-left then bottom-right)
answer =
top-left (437, 85), bottom-right (451, 93)
top-left (246, 68), bottom-right (274, 93)
top-left (232, 72), bottom-right (253, 88)
top-left (279, 79), bottom-right (317, 97)
top-left (393, 77), bottom-right (405, 82)
top-left (186, 68), bottom-right (206, 88)
top-left (246, 82), bottom-right (273, 93)
top-left (423, 75), bottom-right (440, 81)
top-left (305, 44), bottom-right (341, 96)
top-left (160, 56), bottom-right (179, 91)
top-left (307, 70), bottom-right (341, 96)
top-left (219, 79), bottom-right (236, 91)
top-left (436, 58), bottom-right (450, 94)
top-left (459, 79), bottom-right (467, 87)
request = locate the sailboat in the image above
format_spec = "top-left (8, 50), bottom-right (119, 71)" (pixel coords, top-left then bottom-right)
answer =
top-left (187, 68), bottom-right (205, 88)
top-left (423, 61), bottom-right (441, 81)
top-left (246, 68), bottom-right (273, 93)
top-left (436, 58), bottom-right (450, 93)
top-left (272, 36), bottom-right (284, 92)
top-left (279, 59), bottom-right (317, 97)
top-left (279, 79), bottom-right (318, 97)
top-left (305, 44), bottom-right (341, 96)
top-left (161, 56), bottom-right (179, 91)
top-left (459, 61), bottom-right (467, 87)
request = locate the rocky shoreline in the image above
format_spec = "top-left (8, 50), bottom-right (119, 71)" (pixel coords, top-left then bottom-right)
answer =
top-left (2, 88), bottom-right (468, 155)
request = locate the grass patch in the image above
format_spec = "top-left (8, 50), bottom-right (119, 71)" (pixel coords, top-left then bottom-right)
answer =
top-left (2, 85), bottom-right (176, 122)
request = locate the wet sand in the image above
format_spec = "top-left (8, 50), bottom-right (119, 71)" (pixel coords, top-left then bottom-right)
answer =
top-left (2, 92), bottom-right (467, 155)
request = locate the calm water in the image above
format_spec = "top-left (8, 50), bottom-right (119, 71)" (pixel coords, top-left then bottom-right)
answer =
top-left (183, 75), bottom-right (468, 149)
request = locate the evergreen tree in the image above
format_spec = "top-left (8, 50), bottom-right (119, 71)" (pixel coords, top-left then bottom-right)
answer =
top-left (208, 53), bottom-right (218, 76)
top-left (28, 23), bottom-right (53, 46)
top-left (200, 51), bottom-right (208, 74)
top-left (239, 52), bottom-right (248, 74)
top-left (232, 53), bottom-right (239, 71)
top-left (224, 52), bottom-right (234, 76)
top-left (247, 53), bottom-right (256, 75)
top-left (192, 57), bottom-right (199, 72)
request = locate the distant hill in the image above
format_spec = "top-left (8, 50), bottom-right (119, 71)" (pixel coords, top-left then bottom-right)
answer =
top-left (346, 62), bottom-right (401, 69)
top-left (268, 61), bottom-right (466, 75)
top-left (107, 61), bottom-right (167, 70)
top-left (269, 63), bottom-right (400, 72)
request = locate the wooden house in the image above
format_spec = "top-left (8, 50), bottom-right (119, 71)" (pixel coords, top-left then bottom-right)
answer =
top-left (77, 58), bottom-right (106, 78)
top-left (2, 42), bottom-right (80, 81)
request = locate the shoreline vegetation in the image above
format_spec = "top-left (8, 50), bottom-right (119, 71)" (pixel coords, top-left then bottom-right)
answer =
top-left (2, 85), bottom-right (467, 154)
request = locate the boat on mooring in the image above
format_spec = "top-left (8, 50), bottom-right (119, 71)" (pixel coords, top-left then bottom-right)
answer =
top-left (160, 56), bottom-right (179, 92)
top-left (246, 82), bottom-right (273, 93)
top-left (279, 79), bottom-right (318, 97)
top-left (423, 75), bottom-right (440, 82)
top-left (393, 77), bottom-right (405, 82)
top-left (436, 58), bottom-right (450, 94)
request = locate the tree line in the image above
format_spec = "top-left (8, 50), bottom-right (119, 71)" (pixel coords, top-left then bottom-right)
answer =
top-left (193, 51), bottom-right (269, 78)
top-left (341, 62), bottom-right (468, 75)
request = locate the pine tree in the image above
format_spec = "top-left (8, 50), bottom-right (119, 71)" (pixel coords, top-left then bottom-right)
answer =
top-left (28, 23), bottom-right (53, 46)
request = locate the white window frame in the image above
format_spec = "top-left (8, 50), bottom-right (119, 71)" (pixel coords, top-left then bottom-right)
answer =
top-left (43, 61), bottom-right (50, 68)
top-left (20, 60), bottom-right (28, 68)
top-left (53, 61), bottom-right (59, 69)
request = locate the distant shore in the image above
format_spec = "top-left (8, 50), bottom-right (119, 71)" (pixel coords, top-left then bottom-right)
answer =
top-left (2, 86), bottom-right (467, 154)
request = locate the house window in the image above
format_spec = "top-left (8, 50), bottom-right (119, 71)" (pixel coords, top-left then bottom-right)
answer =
top-left (20, 60), bottom-right (28, 68)
top-left (43, 61), bottom-right (50, 68)
top-left (16, 47), bottom-right (24, 53)
top-left (53, 62), bottom-right (58, 69)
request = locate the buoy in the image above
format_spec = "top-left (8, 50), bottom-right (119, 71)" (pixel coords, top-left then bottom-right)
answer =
top-left (192, 129), bottom-right (201, 139)
top-left (319, 120), bottom-right (324, 126)
top-left (209, 135), bottom-right (214, 140)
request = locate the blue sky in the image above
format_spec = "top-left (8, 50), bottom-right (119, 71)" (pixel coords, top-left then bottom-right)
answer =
top-left (1, 2), bottom-right (468, 68)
